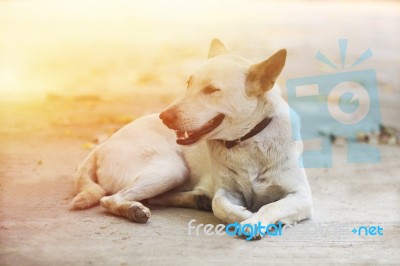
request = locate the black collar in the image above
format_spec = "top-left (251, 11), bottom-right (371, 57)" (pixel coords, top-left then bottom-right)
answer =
top-left (222, 117), bottom-right (273, 149)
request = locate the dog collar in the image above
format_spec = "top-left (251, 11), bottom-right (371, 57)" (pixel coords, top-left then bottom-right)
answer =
top-left (222, 117), bottom-right (273, 149)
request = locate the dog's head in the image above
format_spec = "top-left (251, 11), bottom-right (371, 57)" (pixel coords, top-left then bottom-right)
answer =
top-left (160, 39), bottom-right (286, 145)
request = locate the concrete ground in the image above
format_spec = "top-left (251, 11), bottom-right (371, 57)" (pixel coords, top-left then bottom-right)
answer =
top-left (0, 96), bottom-right (399, 266)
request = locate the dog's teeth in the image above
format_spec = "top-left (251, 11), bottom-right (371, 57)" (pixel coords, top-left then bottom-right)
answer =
top-left (184, 131), bottom-right (189, 139)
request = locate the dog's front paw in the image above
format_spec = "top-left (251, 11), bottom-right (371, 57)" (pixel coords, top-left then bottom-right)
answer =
top-left (127, 202), bottom-right (151, 223)
top-left (236, 223), bottom-right (262, 241)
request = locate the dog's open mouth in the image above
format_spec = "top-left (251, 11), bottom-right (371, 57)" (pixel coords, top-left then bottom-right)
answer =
top-left (175, 114), bottom-right (225, 145)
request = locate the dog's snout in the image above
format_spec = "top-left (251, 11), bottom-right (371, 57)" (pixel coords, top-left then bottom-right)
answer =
top-left (159, 108), bottom-right (178, 128)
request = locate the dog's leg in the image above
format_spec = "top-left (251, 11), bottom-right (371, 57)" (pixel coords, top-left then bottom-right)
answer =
top-left (212, 188), bottom-right (254, 224)
top-left (100, 165), bottom-right (187, 223)
top-left (148, 191), bottom-right (212, 211)
top-left (100, 194), bottom-right (151, 223)
top-left (71, 151), bottom-right (107, 210)
top-left (240, 190), bottom-right (313, 239)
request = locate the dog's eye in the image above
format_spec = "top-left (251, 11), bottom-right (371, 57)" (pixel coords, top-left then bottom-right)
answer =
top-left (203, 86), bottom-right (221, 94)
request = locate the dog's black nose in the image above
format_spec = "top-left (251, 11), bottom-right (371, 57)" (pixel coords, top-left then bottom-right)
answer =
top-left (159, 108), bottom-right (178, 128)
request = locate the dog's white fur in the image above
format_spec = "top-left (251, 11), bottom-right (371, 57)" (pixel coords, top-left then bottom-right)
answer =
top-left (71, 39), bottom-right (313, 237)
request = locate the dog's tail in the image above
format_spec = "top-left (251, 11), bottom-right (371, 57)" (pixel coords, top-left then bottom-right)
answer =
top-left (70, 150), bottom-right (106, 210)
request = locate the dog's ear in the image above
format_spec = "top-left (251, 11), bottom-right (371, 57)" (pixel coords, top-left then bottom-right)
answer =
top-left (246, 49), bottom-right (287, 97)
top-left (208, 38), bottom-right (228, 58)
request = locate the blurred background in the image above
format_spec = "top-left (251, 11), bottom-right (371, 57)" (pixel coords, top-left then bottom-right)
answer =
top-left (1, 0), bottom-right (398, 140)
top-left (1, 0), bottom-right (399, 99)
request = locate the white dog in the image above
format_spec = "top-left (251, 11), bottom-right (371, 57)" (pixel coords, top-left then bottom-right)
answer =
top-left (71, 39), bottom-right (313, 238)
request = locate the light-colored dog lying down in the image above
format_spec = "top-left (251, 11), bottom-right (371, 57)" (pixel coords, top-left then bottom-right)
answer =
top-left (71, 39), bottom-right (313, 238)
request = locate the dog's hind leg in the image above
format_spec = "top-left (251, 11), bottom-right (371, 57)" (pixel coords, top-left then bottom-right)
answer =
top-left (148, 191), bottom-right (212, 211)
top-left (100, 162), bottom-right (188, 223)
top-left (100, 194), bottom-right (151, 223)
top-left (71, 151), bottom-right (107, 210)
